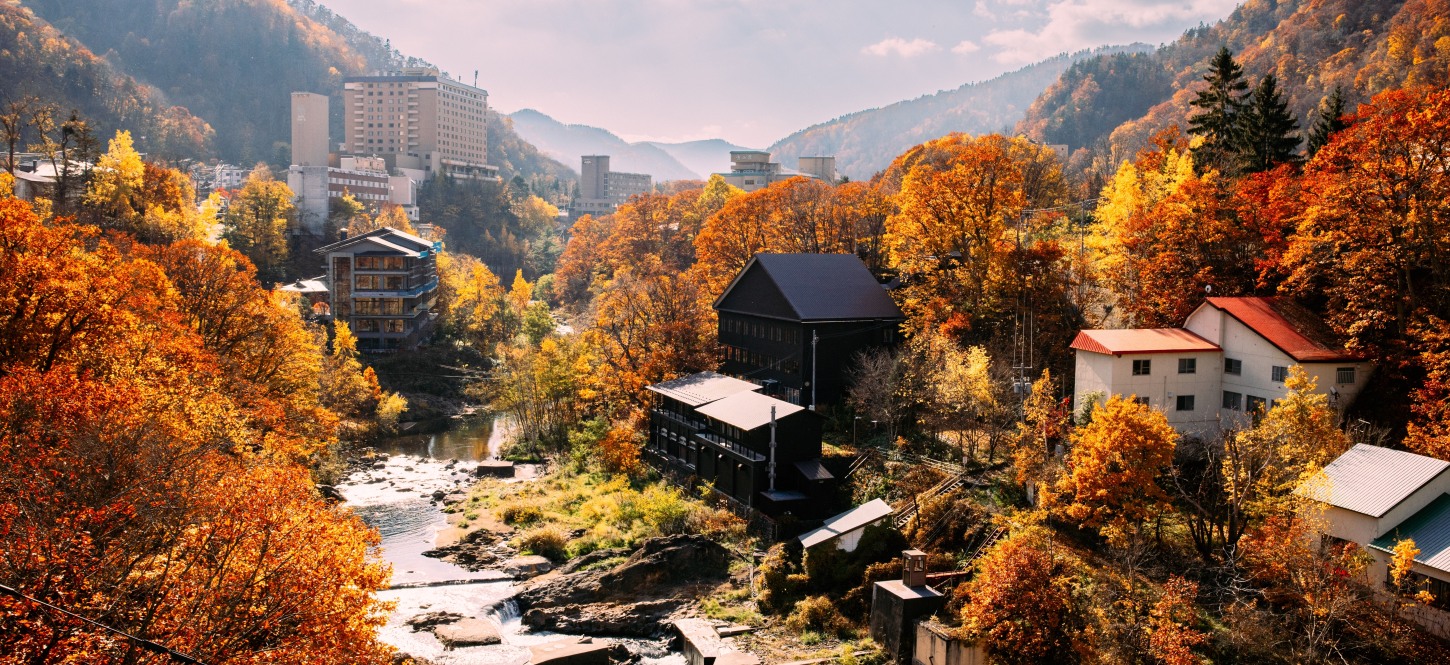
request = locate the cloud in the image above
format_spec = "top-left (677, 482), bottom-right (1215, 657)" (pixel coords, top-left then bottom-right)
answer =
top-left (952, 40), bottom-right (982, 54)
top-left (861, 37), bottom-right (941, 58)
top-left (983, 0), bottom-right (1239, 65)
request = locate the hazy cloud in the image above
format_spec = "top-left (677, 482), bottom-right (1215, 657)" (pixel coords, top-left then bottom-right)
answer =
top-left (862, 37), bottom-right (941, 57)
top-left (984, 0), bottom-right (1239, 64)
top-left (952, 40), bottom-right (982, 54)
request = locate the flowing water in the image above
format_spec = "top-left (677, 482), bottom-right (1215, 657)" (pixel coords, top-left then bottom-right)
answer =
top-left (338, 414), bottom-right (683, 664)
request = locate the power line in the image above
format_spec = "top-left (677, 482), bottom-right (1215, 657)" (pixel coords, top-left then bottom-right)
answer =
top-left (0, 583), bottom-right (207, 664)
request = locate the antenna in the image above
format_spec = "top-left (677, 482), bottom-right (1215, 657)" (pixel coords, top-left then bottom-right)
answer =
top-left (474, 70), bottom-right (479, 88)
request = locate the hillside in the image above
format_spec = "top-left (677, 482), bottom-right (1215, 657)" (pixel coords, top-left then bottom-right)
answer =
top-left (643, 139), bottom-right (751, 181)
top-left (765, 45), bottom-right (1150, 181)
top-left (0, 2), bottom-right (213, 161)
top-left (488, 110), bottom-right (577, 183)
top-left (1018, 0), bottom-right (1450, 165)
top-left (17, 0), bottom-right (392, 163)
top-left (508, 109), bottom-right (701, 181)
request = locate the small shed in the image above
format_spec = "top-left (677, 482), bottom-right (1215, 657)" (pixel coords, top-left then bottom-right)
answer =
top-left (798, 498), bottom-right (893, 552)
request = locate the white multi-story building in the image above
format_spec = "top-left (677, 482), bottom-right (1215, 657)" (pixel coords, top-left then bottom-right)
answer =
top-left (1070, 297), bottom-right (1374, 437)
top-left (571, 155), bottom-right (653, 218)
top-left (287, 156), bottom-right (393, 234)
top-left (342, 69), bottom-right (498, 181)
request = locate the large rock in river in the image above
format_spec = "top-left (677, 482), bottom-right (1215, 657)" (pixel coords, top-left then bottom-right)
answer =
top-left (433, 618), bottom-right (501, 648)
top-left (514, 534), bottom-right (731, 637)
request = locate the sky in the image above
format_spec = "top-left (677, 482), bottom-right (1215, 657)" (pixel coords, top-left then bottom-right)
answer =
top-left (319, 0), bottom-right (1241, 148)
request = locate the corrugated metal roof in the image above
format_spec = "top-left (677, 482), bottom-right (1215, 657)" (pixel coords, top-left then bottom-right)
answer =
top-left (797, 499), bottom-right (893, 549)
top-left (1069, 329), bottom-right (1220, 355)
top-left (1370, 493), bottom-right (1450, 575)
top-left (694, 391), bottom-right (804, 430)
top-left (646, 371), bottom-right (760, 407)
top-left (1298, 444), bottom-right (1450, 517)
top-left (1202, 297), bottom-right (1365, 362)
top-left (715, 254), bottom-right (903, 322)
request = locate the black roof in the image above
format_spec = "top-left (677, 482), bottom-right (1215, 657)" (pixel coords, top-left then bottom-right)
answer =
top-left (714, 254), bottom-right (904, 322)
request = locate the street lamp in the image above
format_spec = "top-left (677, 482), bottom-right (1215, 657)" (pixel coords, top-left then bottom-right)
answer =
top-left (853, 416), bottom-right (861, 446)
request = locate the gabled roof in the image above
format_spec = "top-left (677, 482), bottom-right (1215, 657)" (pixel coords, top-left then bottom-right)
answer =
top-left (1198, 297), bottom-right (1365, 362)
top-left (276, 276), bottom-right (329, 294)
top-left (314, 227), bottom-right (433, 256)
top-left (1070, 329), bottom-right (1220, 356)
top-left (646, 371), bottom-right (760, 407)
top-left (798, 499), bottom-right (893, 549)
top-left (694, 391), bottom-right (804, 431)
top-left (1371, 493), bottom-right (1450, 574)
top-left (1298, 444), bottom-right (1450, 518)
top-left (714, 254), bottom-right (903, 322)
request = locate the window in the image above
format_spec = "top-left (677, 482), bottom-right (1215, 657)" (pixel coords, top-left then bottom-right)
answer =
top-left (1176, 395), bottom-right (1195, 411)
top-left (1132, 359), bottom-right (1152, 376)
top-left (1134, 396), bottom-right (1149, 406)
top-left (1337, 367), bottom-right (1356, 384)
top-left (1178, 358), bottom-right (1196, 374)
top-left (383, 319), bottom-right (405, 333)
top-left (1222, 391), bottom-right (1242, 411)
top-left (1247, 395), bottom-right (1267, 413)
top-left (1224, 358), bottom-right (1242, 375)
top-left (1271, 366), bottom-right (1289, 382)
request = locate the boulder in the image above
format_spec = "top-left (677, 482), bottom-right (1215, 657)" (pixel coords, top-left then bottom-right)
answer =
top-left (503, 555), bottom-right (552, 579)
top-left (404, 611), bottom-right (463, 632)
top-left (316, 484), bottom-right (345, 502)
top-left (433, 618), bottom-right (501, 648)
top-left (558, 547), bottom-right (632, 574)
top-left (522, 599), bottom-right (681, 638)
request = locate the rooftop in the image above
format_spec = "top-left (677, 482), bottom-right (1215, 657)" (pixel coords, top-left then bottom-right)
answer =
top-left (314, 227), bottom-right (434, 256)
top-left (798, 498), bottom-right (893, 549)
top-left (646, 371), bottom-right (760, 407)
top-left (1371, 493), bottom-right (1450, 574)
top-left (715, 253), bottom-right (904, 322)
top-left (1201, 296), bottom-right (1365, 362)
top-left (694, 390), bottom-right (804, 431)
top-left (1298, 444), bottom-right (1450, 518)
top-left (1070, 328), bottom-right (1220, 355)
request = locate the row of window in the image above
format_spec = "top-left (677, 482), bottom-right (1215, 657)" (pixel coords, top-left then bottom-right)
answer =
top-left (356, 275), bottom-right (406, 291)
top-left (723, 345), bottom-right (801, 375)
top-left (1138, 391), bottom-right (1272, 413)
top-left (353, 318), bottom-right (406, 334)
top-left (723, 318), bottom-right (801, 344)
top-left (355, 256), bottom-right (408, 270)
top-left (353, 298), bottom-right (404, 316)
top-left (1130, 358), bottom-right (1356, 384)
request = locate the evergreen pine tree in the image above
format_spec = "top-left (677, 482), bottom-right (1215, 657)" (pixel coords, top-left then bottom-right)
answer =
top-left (1306, 86), bottom-right (1349, 159)
top-left (1238, 73), bottom-right (1300, 173)
top-left (1188, 47), bottom-right (1249, 174)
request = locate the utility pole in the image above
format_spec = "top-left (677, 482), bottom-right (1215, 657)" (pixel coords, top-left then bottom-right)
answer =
top-left (768, 406), bottom-right (777, 493)
top-left (810, 330), bottom-right (818, 411)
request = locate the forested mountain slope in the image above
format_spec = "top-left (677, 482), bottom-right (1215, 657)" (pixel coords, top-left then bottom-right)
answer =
top-left (0, 1), bottom-right (212, 160)
top-left (765, 45), bottom-right (1150, 181)
top-left (1018, 0), bottom-right (1449, 166)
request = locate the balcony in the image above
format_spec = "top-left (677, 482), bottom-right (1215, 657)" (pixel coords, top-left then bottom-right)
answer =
top-left (694, 431), bottom-right (765, 463)
top-left (652, 408), bottom-right (706, 431)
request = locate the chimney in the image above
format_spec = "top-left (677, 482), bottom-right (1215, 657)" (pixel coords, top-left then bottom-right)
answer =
top-left (339, 229), bottom-right (349, 241)
top-left (902, 549), bottom-right (927, 588)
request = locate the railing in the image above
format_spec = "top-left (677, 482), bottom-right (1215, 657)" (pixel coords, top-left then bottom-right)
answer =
top-left (694, 432), bottom-right (767, 463)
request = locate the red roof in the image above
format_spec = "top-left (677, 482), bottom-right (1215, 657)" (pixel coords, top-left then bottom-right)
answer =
top-left (1202, 297), bottom-right (1365, 362)
top-left (1070, 329), bottom-right (1220, 356)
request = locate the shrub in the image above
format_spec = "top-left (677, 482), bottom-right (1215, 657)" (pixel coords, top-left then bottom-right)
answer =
top-left (786, 595), bottom-right (850, 637)
top-left (498, 501), bottom-right (544, 525)
top-left (516, 525), bottom-right (568, 562)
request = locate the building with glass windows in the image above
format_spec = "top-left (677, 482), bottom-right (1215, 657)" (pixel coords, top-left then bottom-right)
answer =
top-left (315, 227), bottom-right (440, 352)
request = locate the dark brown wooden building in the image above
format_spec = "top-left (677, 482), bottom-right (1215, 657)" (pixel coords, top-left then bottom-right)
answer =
top-left (715, 254), bottom-right (904, 409)
top-left (645, 372), bottom-right (829, 516)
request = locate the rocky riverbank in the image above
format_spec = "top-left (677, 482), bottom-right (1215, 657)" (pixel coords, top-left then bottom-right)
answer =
top-left (513, 534), bottom-right (734, 638)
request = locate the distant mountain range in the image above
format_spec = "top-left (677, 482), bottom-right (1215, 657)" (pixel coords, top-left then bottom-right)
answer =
top-left (508, 109), bottom-right (750, 182)
top-left (767, 45), bottom-right (1152, 181)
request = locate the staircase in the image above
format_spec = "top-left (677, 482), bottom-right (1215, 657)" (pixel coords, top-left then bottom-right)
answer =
top-left (892, 469), bottom-right (971, 530)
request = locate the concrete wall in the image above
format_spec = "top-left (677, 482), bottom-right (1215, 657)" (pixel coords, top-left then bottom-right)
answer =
top-left (291, 92), bottom-right (330, 167)
top-left (912, 621), bottom-right (984, 665)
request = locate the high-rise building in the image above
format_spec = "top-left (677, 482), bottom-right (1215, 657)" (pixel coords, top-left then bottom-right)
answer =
top-left (291, 92), bottom-right (330, 167)
top-left (716, 151), bottom-right (831, 192)
top-left (342, 68), bottom-right (498, 180)
top-left (572, 155), bottom-right (653, 218)
top-left (797, 156), bottom-right (837, 184)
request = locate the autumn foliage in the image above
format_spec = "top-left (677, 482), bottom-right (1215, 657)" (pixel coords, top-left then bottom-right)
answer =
top-left (0, 198), bottom-right (392, 662)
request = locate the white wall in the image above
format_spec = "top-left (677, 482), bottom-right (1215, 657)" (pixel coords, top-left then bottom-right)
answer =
top-left (1072, 349), bottom-right (1222, 438)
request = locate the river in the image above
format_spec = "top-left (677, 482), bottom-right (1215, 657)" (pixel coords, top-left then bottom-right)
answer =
top-left (339, 415), bottom-right (683, 665)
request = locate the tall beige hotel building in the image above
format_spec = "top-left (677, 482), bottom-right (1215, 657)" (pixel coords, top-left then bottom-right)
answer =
top-left (342, 68), bottom-right (498, 180)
